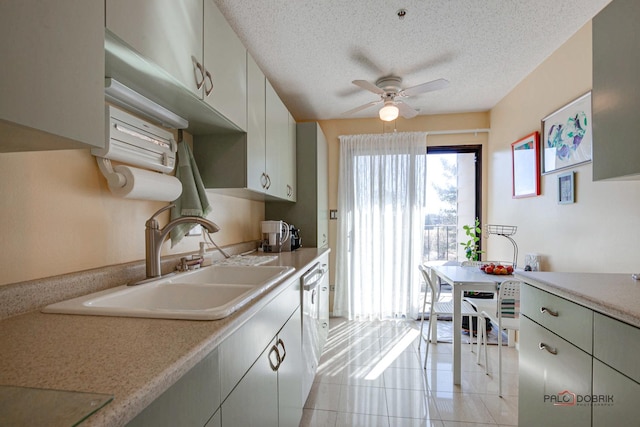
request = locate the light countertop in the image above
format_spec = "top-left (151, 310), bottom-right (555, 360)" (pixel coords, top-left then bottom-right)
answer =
top-left (0, 247), bottom-right (329, 427)
top-left (515, 271), bottom-right (640, 328)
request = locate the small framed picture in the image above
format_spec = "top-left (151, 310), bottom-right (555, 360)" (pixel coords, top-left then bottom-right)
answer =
top-left (558, 172), bottom-right (575, 204)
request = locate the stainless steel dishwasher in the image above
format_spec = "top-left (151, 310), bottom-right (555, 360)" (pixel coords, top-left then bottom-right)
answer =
top-left (301, 261), bottom-right (329, 398)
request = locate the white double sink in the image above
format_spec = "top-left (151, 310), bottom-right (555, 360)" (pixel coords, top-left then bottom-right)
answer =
top-left (42, 265), bottom-right (295, 321)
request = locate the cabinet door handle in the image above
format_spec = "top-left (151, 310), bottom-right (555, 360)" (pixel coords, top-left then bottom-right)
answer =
top-left (268, 344), bottom-right (280, 371)
top-left (204, 69), bottom-right (214, 96)
top-left (277, 338), bottom-right (287, 364)
top-left (260, 172), bottom-right (268, 189)
top-left (265, 174), bottom-right (271, 190)
top-left (540, 307), bottom-right (559, 317)
top-left (538, 342), bottom-right (558, 355)
top-left (193, 60), bottom-right (205, 90)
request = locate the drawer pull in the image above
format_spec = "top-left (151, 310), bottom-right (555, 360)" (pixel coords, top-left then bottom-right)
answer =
top-left (540, 307), bottom-right (559, 317)
top-left (204, 70), bottom-right (213, 96)
top-left (538, 342), bottom-right (558, 355)
top-left (268, 345), bottom-right (280, 371)
top-left (194, 60), bottom-right (205, 90)
top-left (277, 338), bottom-right (287, 364)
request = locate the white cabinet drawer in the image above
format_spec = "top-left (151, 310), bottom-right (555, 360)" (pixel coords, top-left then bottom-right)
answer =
top-left (594, 312), bottom-right (640, 383)
top-left (521, 283), bottom-right (593, 353)
top-left (518, 316), bottom-right (592, 427)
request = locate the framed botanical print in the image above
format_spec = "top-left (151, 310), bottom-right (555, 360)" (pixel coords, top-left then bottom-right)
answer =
top-left (542, 92), bottom-right (592, 174)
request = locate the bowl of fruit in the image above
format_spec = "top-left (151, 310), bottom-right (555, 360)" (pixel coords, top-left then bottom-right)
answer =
top-left (479, 263), bottom-right (513, 275)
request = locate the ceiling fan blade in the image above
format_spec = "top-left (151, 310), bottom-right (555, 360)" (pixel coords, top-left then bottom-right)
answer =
top-left (396, 100), bottom-right (419, 119)
top-left (341, 100), bottom-right (382, 116)
top-left (400, 78), bottom-right (450, 97)
top-left (352, 80), bottom-right (385, 95)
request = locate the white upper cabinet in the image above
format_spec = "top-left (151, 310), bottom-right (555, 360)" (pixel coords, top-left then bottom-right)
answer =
top-left (0, 1), bottom-right (104, 152)
top-left (266, 122), bottom-right (328, 247)
top-left (106, 0), bottom-right (204, 97)
top-left (106, 0), bottom-right (247, 132)
top-left (195, 65), bottom-right (297, 202)
top-left (246, 53), bottom-right (268, 193)
top-left (592, 0), bottom-right (640, 180)
top-left (266, 81), bottom-right (296, 201)
top-left (286, 112), bottom-right (297, 201)
top-left (203, 0), bottom-right (247, 131)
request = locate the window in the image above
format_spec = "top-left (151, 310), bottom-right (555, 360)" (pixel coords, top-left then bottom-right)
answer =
top-left (422, 145), bottom-right (482, 263)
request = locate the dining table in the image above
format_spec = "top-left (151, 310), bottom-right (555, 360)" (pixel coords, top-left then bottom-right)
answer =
top-left (430, 264), bottom-right (513, 385)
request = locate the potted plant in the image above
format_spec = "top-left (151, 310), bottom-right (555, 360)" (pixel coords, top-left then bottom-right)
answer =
top-left (460, 218), bottom-right (484, 261)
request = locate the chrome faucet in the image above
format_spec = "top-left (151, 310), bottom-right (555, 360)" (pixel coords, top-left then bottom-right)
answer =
top-left (145, 204), bottom-right (220, 279)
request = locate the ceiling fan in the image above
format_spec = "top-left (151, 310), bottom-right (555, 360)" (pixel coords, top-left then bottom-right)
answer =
top-left (343, 76), bottom-right (449, 121)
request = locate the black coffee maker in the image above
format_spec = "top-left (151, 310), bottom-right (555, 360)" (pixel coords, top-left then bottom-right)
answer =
top-left (290, 225), bottom-right (301, 250)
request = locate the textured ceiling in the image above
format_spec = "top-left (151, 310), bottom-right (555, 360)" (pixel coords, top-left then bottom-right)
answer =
top-left (213, 0), bottom-right (611, 121)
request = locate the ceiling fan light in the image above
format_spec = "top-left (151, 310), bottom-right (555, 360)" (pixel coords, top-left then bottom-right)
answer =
top-left (379, 103), bottom-right (399, 121)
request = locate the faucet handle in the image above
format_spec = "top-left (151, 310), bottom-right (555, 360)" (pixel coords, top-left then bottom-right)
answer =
top-left (146, 204), bottom-right (176, 228)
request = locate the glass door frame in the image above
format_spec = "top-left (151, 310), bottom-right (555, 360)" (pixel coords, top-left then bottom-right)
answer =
top-left (426, 144), bottom-right (483, 254)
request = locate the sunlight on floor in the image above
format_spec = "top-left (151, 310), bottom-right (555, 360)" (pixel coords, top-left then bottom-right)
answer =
top-left (365, 328), bottom-right (419, 381)
top-left (302, 318), bottom-right (519, 427)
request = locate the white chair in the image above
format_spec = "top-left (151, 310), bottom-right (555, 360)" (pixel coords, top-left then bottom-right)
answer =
top-left (418, 265), bottom-right (487, 370)
top-left (461, 260), bottom-right (520, 345)
top-left (478, 280), bottom-right (521, 397)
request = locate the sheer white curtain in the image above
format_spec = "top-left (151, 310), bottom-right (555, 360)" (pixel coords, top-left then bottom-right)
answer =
top-left (334, 132), bottom-right (427, 320)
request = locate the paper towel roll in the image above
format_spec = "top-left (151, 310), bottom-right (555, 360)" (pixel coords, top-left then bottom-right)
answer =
top-left (109, 165), bottom-right (183, 201)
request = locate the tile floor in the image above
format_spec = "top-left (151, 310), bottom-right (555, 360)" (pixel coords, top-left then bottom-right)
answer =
top-left (300, 318), bottom-right (519, 427)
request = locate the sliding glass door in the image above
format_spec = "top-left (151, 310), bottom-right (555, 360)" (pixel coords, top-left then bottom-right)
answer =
top-left (422, 145), bottom-right (482, 263)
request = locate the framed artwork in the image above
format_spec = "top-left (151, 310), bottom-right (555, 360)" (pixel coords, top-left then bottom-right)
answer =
top-left (542, 91), bottom-right (592, 174)
top-left (558, 171), bottom-right (575, 204)
top-left (511, 132), bottom-right (541, 198)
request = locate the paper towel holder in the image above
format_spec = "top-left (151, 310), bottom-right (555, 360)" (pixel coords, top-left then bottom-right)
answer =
top-left (92, 105), bottom-right (183, 201)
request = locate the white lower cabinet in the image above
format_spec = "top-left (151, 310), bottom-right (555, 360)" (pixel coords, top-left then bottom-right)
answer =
top-left (221, 307), bottom-right (303, 427)
top-left (221, 336), bottom-right (280, 427)
top-left (125, 268), bottom-right (307, 427)
top-left (592, 359), bottom-right (640, 425)
top-left (204, 408), bottom-right (221, 427)
top-left (276, 307), bottom-right (303, 427)
top-left (520, 282), bottom-right (640, 427)
top-left (126, 348), bottom-right (220, 427)
top-left (592, 312), bottom-right (640, 426)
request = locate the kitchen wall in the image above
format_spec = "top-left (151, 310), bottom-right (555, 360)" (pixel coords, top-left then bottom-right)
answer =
top-left (0, 132), bottom-right (264, 287)
top-left (487, 21), bottom-right (640, 273)
top-left (5, 20), bottom-right (633, 290)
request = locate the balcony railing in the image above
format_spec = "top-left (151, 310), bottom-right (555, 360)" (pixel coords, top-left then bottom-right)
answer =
top-left (422, 224), bottom-right (457, 262)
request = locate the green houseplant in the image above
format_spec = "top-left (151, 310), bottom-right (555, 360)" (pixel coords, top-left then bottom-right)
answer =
top-left (460, 218), bottom-right (484, 261)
